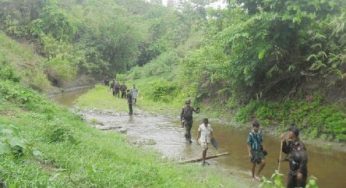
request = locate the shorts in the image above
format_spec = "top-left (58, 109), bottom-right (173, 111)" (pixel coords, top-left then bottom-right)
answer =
top-left (200, 141), bottom-right (208, 150)
top-left (251, 150), bottom-right (265, 164)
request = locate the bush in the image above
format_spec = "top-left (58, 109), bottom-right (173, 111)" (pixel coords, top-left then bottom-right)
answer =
top-left (0, 124), bottom-right (27, 158)
top-left (0, 62), bottom-right (20, 82)
top-left (147, 80), bottom-right (177, 103)
top-left (260, 171), bottom-right (319, 188)
top-left (235, 98), bottom-right (346, 141)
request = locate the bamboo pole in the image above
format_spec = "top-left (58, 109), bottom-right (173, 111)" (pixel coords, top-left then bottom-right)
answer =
top-left (179, 152), bottom-right (229, 164)
top-left (278, 141), bottom-right (283, 172)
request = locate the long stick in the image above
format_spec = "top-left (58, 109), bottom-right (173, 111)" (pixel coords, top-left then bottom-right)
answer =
top-left (179, 152), bottom-right (229, 164)
top-left (278, 141), bottom-right (283, 172)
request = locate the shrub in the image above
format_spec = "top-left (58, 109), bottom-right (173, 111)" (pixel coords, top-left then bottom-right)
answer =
top-left (147, 80), bottom-right (177, 103)
top-left (0, 61), bottom-right (20, 82)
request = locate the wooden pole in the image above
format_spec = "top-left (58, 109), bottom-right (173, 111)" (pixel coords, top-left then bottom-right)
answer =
top-left (179, 152), bottom-right (229, 164)
top-left (278, 141), bottom-right (283, 172)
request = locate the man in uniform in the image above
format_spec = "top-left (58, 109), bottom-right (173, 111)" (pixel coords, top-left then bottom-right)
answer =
top-left (120, 82), bottom-right (127, 98)
top-left (127, 89), bottom-right (133, 115)
top-left (281, 126), bottom-right (308, 188)
top-left (180, 100), bottom-right (200, 143)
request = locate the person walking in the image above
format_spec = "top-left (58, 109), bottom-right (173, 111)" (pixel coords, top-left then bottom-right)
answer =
top-left (126, 89), bottom-right (133, 115)
top-left (120, 82), bottom-right (127, 98)
top-left (196, 118), bottom-right (214, 166)
top-left (247, 121), bottom-right (266, 181)
top-left (281, 126), bottom-right (308, 188)
top-left (131, 85), bottom-right (138, 105)
top-left (180, 99), bottom-right (200, 143)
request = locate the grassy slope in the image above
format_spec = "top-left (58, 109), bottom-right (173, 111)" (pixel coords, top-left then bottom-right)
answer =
top-left (0, 32), bottom-right (52, 91)
top-left (0, 80), bottom-right (248, 187)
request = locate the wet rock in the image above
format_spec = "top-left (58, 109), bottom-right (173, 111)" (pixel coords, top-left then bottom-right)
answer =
top-left (132, 139), bottom-right (156, 146)
top-left (146, 139), bottom-right (156, 145)
top-left (118, 128), bottom-right (127, 134)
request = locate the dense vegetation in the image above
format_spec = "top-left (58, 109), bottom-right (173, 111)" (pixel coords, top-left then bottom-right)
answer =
top-left (0, 0), bottom-right (201, 87)
top-left (123, 0), bottom-right (346, 141)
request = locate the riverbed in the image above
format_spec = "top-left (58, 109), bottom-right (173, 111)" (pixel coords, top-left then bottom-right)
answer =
top-left (51, 89), bottom-right (346, 188)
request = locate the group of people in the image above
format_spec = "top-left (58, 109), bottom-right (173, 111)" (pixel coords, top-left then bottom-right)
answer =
top-left (104, 78), bottom-right (139, 115)
top-left (180, 100), bottom-right (309, 188)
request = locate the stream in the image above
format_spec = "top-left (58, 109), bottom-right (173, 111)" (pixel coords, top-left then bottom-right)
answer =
top-left (51, 89), bottom-right (346, 188)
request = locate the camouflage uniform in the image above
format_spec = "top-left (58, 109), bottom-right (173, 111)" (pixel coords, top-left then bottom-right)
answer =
top-left (180, 105), bottom-right (199, 142)
top-left (282, 140), bottom-right (308, 188)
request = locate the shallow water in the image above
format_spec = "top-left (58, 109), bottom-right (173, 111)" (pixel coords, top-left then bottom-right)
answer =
top-left (52, 90), bottom-right (346, 188)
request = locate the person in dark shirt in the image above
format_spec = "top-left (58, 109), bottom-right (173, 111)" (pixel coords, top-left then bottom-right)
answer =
top-left (247, 121), bottom-right (266, 181)
top-left (180, 99), bottom-right (200, 143)
top-left (281, 126), bottom-right (308, 188)
top-left (127, 89), bottom-right (133, 115)
top-left (120, 83), bottom-right (127, 98)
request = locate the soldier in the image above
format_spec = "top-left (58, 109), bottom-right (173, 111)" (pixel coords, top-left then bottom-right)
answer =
top-left (109, 79), bottom-right (115, 92)
top-left (281, 126), bottom-right (308, 188)
top-left (180, 99), bottom-right (200, 143)
top-left (120, 82), bottom-right (127, 98)
top-left (127, 89), bottom-right (133, 115)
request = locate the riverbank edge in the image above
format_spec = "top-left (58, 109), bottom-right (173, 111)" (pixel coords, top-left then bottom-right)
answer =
top-left (74, 85), bottom-right (346, 153)
top-left (141, 104), bottom-right (346, 153)
top-left (117, 92), bottom-right (346, 153)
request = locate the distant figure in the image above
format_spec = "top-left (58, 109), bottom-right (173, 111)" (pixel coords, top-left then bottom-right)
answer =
top-left (197, 118), bottom-right (214, 166)
top-left (247, 121), bottom-right (266, 181)
top-left (131, 85), bottom-right (138, 105)
top-left (180, 99), bottom-right (200, 143)
top-left (127, 89), bottom-right (133, 115)
top-left (103, 79), bottom-right (109, 86)
top-left (281, 126), bottom-right (308, 188)
top-left (113, 80), bottom-right (120, 97)
top-left (120, 82), bottom-right (127, 98)
top-left (110, 79), bottom-right (115, 91)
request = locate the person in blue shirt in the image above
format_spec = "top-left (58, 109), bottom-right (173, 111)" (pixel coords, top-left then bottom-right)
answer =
top-left (247, 121), bottom-right (266, 181)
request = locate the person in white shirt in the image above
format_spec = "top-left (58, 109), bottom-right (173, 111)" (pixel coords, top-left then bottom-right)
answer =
top-left (196, 118), bottom-right (214, 165)
top-left (131, 85), bottom-right (138, 105)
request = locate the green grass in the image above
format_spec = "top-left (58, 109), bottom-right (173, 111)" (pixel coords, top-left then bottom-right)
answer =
top-left (0, 80), bottom-right (248, 187)
top-left (0, 32), bottom-right (51, 91)
top-left (76, 85), bottom-right (128, 112)
top-left (76, 82), bottom-right (184, 115)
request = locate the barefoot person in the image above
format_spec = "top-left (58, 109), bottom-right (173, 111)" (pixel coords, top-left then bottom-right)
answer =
top-left (281, 126), bottom-right (308, 188)
top-left (247, 121), bottom-right (266, 181)
top-left (197, 118), bottom-right (213, 166)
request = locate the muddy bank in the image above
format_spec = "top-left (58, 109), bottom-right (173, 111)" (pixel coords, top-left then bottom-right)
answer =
top-left (46, 75), bottom-right (98, 96)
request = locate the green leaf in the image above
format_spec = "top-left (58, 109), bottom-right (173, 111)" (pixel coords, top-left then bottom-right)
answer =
top-left (258, 49), bottom-right (266, 60)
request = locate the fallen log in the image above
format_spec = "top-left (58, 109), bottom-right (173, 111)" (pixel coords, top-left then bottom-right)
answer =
top-left (179, 152), bottom-right (229, 164)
